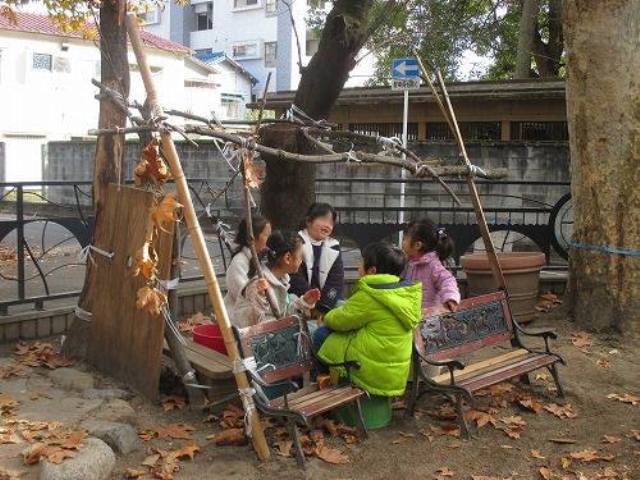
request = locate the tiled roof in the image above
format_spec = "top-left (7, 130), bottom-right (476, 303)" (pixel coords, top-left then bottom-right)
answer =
top-left (196, 50), bottom-right (258, 84)
top-left (0, 11), bottom-right (190, 54)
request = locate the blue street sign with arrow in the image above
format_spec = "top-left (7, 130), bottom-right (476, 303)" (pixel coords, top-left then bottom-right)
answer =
top-left (392, 57), bottom-right (420, 79)
top-left (391, 57), bottom-right (420, 91)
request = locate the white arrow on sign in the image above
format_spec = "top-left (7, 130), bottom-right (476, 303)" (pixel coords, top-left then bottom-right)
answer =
top-left (394, 60), bottom-right (418, 76)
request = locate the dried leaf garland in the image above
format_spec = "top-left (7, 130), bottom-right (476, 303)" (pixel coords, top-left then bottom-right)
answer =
top-left (135, 141), bottom-right (171, 186)
top-left (136, 286), bottom-right (167, 316)
top-left (150, 193), bottom-right (183, 234)
top-left (133, 240), bottom-right (158, 280)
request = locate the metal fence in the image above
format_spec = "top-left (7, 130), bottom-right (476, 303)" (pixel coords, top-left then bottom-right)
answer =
top-left (0, 178), bottom-right (572, 315)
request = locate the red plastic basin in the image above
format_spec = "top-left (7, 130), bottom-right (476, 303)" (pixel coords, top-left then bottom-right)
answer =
top-left (193, 324), bottom-right (227, 355)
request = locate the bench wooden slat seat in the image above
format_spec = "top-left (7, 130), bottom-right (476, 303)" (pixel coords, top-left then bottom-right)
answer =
top-left (163, 337), bottom-right (233, 380)
top-left (234, 316), bottom-right (367, 467)
top-left (406, 291), bottom-right (565, 436)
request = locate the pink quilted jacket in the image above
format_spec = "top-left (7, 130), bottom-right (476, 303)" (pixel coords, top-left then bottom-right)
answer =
top-left (402, 251), bottom-right (461, 309)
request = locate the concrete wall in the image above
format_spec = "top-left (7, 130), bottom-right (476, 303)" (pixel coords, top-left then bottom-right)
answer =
top-left (0, 142), bottom-right (5, 183)
top-left (43, 140), bottom-right (570, 216)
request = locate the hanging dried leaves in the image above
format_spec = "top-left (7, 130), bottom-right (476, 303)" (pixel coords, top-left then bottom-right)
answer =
top-left (243, 151), bottom-right (263, 189)
top-left (136, 286), bottom-right (167, 316)
top-left (135, 141), bottom-right (171, 186)
top-left (150, 193), bottom-right (183, 234)
top-left (133, 240), bottom-right (158, 280)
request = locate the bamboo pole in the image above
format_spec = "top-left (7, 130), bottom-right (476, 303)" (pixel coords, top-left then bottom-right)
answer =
top-left (413, 51), bottom-right (506, 290)
top-left (125, 15), bottom-right (270, 461)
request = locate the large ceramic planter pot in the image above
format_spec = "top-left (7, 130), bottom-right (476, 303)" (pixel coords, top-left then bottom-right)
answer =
top-left (461, 252), bottom-right (546, 324)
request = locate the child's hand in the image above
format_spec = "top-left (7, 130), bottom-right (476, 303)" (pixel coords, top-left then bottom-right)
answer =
top-left (256, 278), bottom-right (269, 294)
top-left (444, 300), bottom-right (459, 312)
top-left (302, 288), bottom-right (321, 305)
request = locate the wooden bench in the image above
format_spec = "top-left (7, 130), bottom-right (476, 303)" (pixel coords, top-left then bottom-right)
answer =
top-left (406, 291), bottom-right (565, 436)
top-left (234, 315), bottom-right (367, 467)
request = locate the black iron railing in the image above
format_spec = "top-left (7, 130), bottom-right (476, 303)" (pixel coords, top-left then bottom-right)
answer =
top-left (0, 178), bottom-right (572, 314)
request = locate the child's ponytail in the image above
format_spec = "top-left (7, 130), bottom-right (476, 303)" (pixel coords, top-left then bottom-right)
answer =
top-left (434, 227), bottom-right (455, 263)
top-left (404, 218), bottom-right (455, 262)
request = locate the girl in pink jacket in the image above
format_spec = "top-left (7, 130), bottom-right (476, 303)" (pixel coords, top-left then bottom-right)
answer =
top-left (401, 219), bottom-right (460, 311)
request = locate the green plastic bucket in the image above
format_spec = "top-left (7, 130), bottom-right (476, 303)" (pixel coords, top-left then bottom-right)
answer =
top-left (335, 395), bottom-right (392, 430)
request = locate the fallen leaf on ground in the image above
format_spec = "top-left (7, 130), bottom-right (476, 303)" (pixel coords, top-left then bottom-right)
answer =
top-left (560, 457), bottom-right (572, 469)
top-left (138, 429), bottom-right (156, 441)
top-left (602, 435), bottom-right (621, 444)
top-left (570, 449), bottom-right (615, 462)
top-left (392, 432), bottom-right (416, 444)
top-left (154, 424), bottom-right (194, 440)
top-left (549, 438), bottom-right (577, 444)
top-left (428, 404), bottom-right (458, 421)
top-left (23, 443), bottom-right (75, 465)
top-left (0, 363), bottom-right (28, 380)
top-left (544, 403), bottom-right (578, 418)
top-left (629, 430), bottom-right (640, 441)
top-left (321, 419), bottom-right (339, 437)
top-left (275, 440), bottom-right (292, 457)
top-left (430, 425), bottom-right (461, 438)
top-left (499, 416), bottom-right (527, 439)
top-left (0, 466), bottom-right (24, 479)
top-left (219, 404), bottom-right (245, 429)
top-left (465, 409), bottom-right (497, 428)
top-left (535, 372), bottom-right (550, 382)
top-left (13, 342), bottom-right (73, 370)
top-left (476, 383), bottom-right (515, 398)
top-left (0, 394), bottom-right (18, 415)
top-left (570, 332), bottom-right (593, 351)
top-left (434, 466), bottom-right (455, 477)
top-left (171, 443), bottom-right (200, 461)
top-left (314, 445), bottom-right (349, 464)
top-left (531, 449), bottom-right (546, 459)
top-left (124, 468), bottom-right (146, 479)
top-left (597, 358), bottom-right (610, 369)
top-left (539, 466), bottom-right (552, 480)
top-left (142, 454), bottom-right (161, 467)
top-left (207, 428), bottom-right (246, 446)
top-left (606, 393), bottom-right (639, 406)
top-left (518, 396), bottom-right (544, 414)
top-left (160, 395), bottom-right (186, 412)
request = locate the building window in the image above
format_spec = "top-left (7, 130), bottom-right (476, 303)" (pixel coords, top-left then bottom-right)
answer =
top-left (233, 0), bottom-right (259, 9)
top-left (264, 42), bottom-right (276, 68)
top-left (32, 53), bottom-right (52, 71)
top-left (265, 0), bottom-right (277, 14)
top-left (349, 123), bottom-right (419, 142)
top-left (510, 121), bottom-right (568, 141)
top-left (221, 97), bottom-right (243, 119)
top-left (305, 28), bottom-right (320, 57)
top-left (140, 8), bottom-right (160, 25)
top-left (232, 42), bottom-right (259, 59)
top-left (195, 48), bottom-right (212, 55)
top-left (427, 121), bottom-right (501, 141)
top-left (195, 2), bottom-right (213, 31)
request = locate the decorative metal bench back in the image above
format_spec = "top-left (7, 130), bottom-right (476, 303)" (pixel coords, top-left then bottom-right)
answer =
top-left (416, 291), bottom-right (513, 361)
top-left (236, 316), bottom-right (314, 384)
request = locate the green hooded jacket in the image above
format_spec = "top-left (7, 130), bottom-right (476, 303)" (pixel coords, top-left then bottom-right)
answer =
top-left (317, 274), bottom-right (423, 396)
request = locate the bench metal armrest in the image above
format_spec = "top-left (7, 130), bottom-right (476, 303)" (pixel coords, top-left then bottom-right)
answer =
top-left (513, 320), bottom-right (558, 352)
top-left (414, 347), bottom-right (465, 385)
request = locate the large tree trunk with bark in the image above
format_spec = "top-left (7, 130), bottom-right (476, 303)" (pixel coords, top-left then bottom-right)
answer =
top-left (515, 0), bottom-right (539, 78)
top-left (260, 0), bottom-right (375, 229)
top-left (564, 0), bottom-right (640, 338)
top-left (62, 0), bottom-right (130, 357)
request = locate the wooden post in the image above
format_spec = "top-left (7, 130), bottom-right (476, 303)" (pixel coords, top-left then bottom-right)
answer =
top-left (125, 15), bottom-right (270, 461)
top-left (413, 52), bottom-right (506, 290)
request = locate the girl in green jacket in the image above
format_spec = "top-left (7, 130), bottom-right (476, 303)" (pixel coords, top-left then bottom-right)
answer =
top-left (315, 242), bottom-right (423, 397)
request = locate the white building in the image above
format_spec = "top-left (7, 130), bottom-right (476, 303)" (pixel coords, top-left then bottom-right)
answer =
top-left (143, 0), bottom-right (375, 95)
top-left (0, 11), bottom-right (255, 183)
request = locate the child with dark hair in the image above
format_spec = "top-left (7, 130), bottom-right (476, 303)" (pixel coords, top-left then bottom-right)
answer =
top-left (233, 231), bottom-right (321, 326)
top-left (402, 218), bottom-right (460, 312)
top-left (224, 215), bottom-right (272, 315)
top-left (314, 242), bottom-right (422, 397)
top-left (290, 202), bottom-right (344, 314)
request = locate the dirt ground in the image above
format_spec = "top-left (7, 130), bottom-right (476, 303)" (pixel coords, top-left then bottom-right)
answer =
top-left (1, 307), bottom-right (639, 480)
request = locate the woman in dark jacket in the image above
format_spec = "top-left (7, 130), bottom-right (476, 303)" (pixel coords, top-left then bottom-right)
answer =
top-left (289, 203), bottom-right (344, 313)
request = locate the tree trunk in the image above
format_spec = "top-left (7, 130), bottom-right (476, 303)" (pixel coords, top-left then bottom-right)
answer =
top-left (532, 0), bottom-right (563, 77)
top-left (515, 0), bottom-right (539, 78)
top-left (260, 0), bottom-right (375, 229)
top-left (62, 0), bottom-right (130, 357)
top-left (564, 0), bottom-right (640, 338)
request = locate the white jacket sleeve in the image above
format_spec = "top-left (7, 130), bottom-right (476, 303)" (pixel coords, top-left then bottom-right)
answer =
top-left (225, 253), bottom-right (251, 306)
